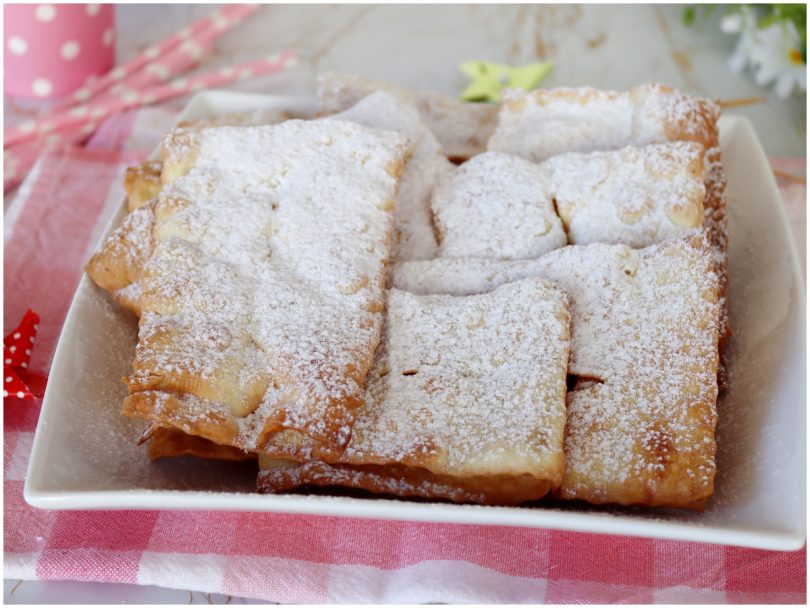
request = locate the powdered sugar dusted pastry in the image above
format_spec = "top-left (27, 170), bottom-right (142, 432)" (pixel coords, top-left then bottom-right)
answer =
top-left (330, 91), bottom-right (454, 260)
top-left (487, 85), bottom-right (726, 277)
top-left (113, 282), bottom-right (144, 317)
top-left (317, 72), bottom-right (499, 161)
top-left (124, 161), bottom-right (163, 212)
top-left (122, 119), bottom-right (410, 451)
top-left (431, 142), bottom-right (705, 259)
top-left (547, 142), bottom-right (707, 247)
top-left (486, 85), bottom-right (725, 254)
top-left (393, 233), bottom-right (720, 508)
top-left (258, 458), bottom-right (556, 505)
top-left (90, 107), bottom-right (295, 315)
top-left (432, 151), bottom-right (566, 260)
top-left (258, 278), bottom-right (571, 505)
top-left (488, 84), bottom-right (728, 381)
top-left (488, 84), bottom-right (720, 162)
top-left (85, 200), bottom-right (156, 316)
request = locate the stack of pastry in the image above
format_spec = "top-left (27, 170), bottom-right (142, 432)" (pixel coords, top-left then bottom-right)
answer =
top-left (86, 74), bottom-right (726, 510)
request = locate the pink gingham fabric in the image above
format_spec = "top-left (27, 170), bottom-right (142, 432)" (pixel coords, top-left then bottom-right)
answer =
top-left (3, 109), bottom-right (807, 603)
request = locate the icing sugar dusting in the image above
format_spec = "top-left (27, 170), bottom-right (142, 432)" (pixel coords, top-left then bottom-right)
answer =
top-left (487, 82), bottom-right (728, 375)
top-left (330, 91), bottom-right (454, 261)
top-left (432, 151), bottom-right (567, 260)
top-left (431, 143), bottom-right (707, 259)
top-left (545, 142), bottom-right (707, 247)
top-left (130, 119), bottom-right (409, 449)
top-left (86, 200), bottom-right (157, 298)
top-left (341, 279), bottom-right (570, 481)
top-left (317, 72), bottom-right (499, 160)
top-left (393, 235), bottom-right (720, 505)
top-left (107, 202), bottom-right (155, 282)
top-left (488, 84), bottom-right (719, 162)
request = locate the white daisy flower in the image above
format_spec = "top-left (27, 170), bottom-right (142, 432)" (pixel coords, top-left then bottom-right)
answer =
top-left (748, 19), bottom-right (806, 98)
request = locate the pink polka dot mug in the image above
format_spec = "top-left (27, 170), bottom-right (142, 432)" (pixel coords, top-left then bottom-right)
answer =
top-left (4, 3), bottom-right (115, 100)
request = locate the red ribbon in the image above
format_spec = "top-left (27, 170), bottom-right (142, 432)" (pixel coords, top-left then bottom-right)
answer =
top-left (4, 309), bottom-right (46, 399)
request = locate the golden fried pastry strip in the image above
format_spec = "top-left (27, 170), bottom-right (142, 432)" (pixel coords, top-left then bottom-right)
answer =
top-left (317, 72), bottom-right (499, 161)
top-left (329, 91), bottom-right (453, 261)
top-left (259, 278), bottom-right (571, 506)
top-left (488, 83), bottom-right (728, 383)
top-left (124, 161), bottom-right (163, 212)
top-left (123, 119), bottom-right (410, 452)
top-left (85, 200), bottom-right (156, 316)
top-left (88, 108), bottom-right (295, 317)
top-left (257, 458), bottom-right (555, 506)
top-left (392, 233), bottom-right (720, 508)
top-left (146, 427), bottom-right (255, 462)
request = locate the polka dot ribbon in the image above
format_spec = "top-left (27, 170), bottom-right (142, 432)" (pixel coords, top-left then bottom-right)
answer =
top-left (4, 309), bottom-right (46, 400)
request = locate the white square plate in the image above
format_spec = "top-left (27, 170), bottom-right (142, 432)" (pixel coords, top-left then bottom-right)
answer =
top-left (24, 91), bottom-right (806, 550)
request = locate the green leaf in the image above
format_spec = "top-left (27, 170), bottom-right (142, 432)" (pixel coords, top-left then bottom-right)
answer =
top-left (682, 4), bottom-right (720, 26)
top-left (758, 13), bottom-right (779, 29)
top-left (683, 7), bottom-right (696, 25)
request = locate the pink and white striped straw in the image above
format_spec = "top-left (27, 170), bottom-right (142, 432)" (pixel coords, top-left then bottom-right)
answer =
top-left (4, 51), bottom-right (297, 190)
top-left (54, 4), bottom-right (259, 110)
top-left (6, 51), bottom-right (297, 147)
top-left (94, 14), bottom-right (241, 104)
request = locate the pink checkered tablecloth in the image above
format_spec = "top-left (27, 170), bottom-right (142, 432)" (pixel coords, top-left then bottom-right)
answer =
top-left (3, 108), bottom-right (807, 603)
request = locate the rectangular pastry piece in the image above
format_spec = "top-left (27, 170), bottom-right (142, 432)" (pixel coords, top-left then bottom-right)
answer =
top-left (486, 84), bottom-right (726, 275)
top-left (123, 111), bottom-right (293, 213)
top-left (392, 233), bottom-right (720, 508)
top-left (88, 159), bottom-right (164, 316)
top-left (258, 278), bottom-right (571, 506)
top-left (88, 108), bottom-right (296, 316)
top-left (488, 84), bottom-right (728, 382)
top-left (431, 151), bottom-right (567, 259)
top-left (487, 84), bottom-right (720, 162)
top-left (431, 142), bottom-right (706, 260)
top-left (317, 72), bottom-right (499, 161)
top-left (121, 119), bottom-right (410, 453)
top-left (545, 142), bottom-right (707, 247)
top-left (330, 90), bottom-right (453, 261)
top-left (85, 200), bottom-right (156, 316)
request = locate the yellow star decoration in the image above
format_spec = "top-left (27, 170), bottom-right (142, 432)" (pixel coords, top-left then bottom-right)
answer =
top-left (459, 60), bottom-right (554, 103)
